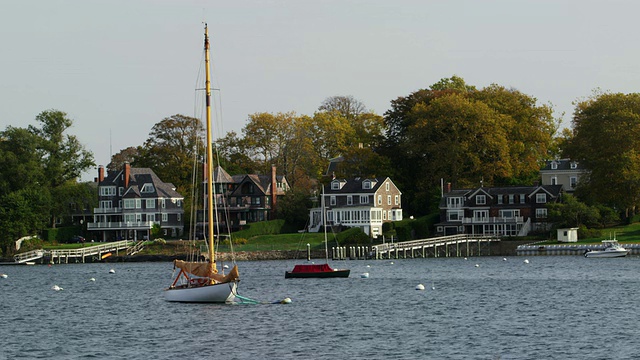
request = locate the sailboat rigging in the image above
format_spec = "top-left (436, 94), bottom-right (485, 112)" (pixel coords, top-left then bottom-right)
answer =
top-left (285, 185), bottom-right (350, 278)
top-left (164, 24), bottom-right (240, 303)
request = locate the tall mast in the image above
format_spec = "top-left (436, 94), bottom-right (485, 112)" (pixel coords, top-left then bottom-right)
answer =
top-left (322, 186), bottom-right (329, 263)
top-left (204, 24), bottom-right (215, 263)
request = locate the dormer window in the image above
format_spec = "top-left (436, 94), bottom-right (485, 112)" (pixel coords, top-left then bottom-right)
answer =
top-left (363, 180), bottom-right (371, 190)
top-left (331, 181), bottom-right (340, 190)
top-left (476, 195), bottom-right (486, 205)
top-left (141, 183), bottom-right (155, 193)
top-left (551, 162), bottom-right (558, 170)
top-left (570, 162), bottom-right (578, 169)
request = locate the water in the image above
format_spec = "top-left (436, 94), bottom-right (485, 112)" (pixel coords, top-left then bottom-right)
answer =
top-left (2, 256), bottom-right (639, 359)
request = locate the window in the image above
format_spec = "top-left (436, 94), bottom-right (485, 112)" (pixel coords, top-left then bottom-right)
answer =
top-left (447, 197), bottom-right (462, 208)
top-left (332, 181), bottom-right (340, 190)
top-left (100, 201), bottom-right (113, 209)
top-left (395, 195), bottom-right (399, 205)
top-left (347, 196), bottom-right (353, 205)
top-left (536, 208), bottom-right (547, 219)
top-left (100, 186), bottom-right (116, 196)
top-left (141, 183), bottom-right (155, 193)
top-left (476, 195), bottom-right (486, 205)
top-left (383, 211), bottom-right (387, 220)
top-left (176, 199), bottom-right (182, 208)
top-left (125, 214), bottom-right (136, 223)
top-left (124, 199), bottom-right (135, 209)
top-left (378, 195), bottom-right (382, 205)
top-left (161, 199), bottom-right (166, 208)
top-left (177, 214), bottom-right (181, 221)
top-left (147, 213), bottom-right (155, 222)
top-left (387, 195), bottom-right (391, 205)
top-left (500, 209), bottom-right (520, 219)
top-left (536, 193), bottom-right (547, 203)
top-left (570, 177), bottom-right (577, 188)
top-left (162, 213), bottom-right (168, 222)
top-left (363, 181), bottom-right (371, 189)
top-left (360, 195), bottom-right (368, 204)
top-left (551, 177), bottom-right (557, 185)
top-left (330, 196), bottom-right (336, 206)
top-left (146, 199), bottom-right (156, 209)
top-left (570, 162), bottom-right (578, 169)
top-left (497, 196), bottom-right (503, 204)
top-left (447, 210), bottom-right (463, 221)
top-left (135, 199), bottom-right (141, 209)
top-left (385, 182), bottom-right (390, 191)
top-left (508, 195), bottom-right (514, 204)
top-left (551, 162), bottom-right (558, 170)
top-left (519, 194), bottom-right (525, 204)
top-left (119, 187), bottom-right (124, 196)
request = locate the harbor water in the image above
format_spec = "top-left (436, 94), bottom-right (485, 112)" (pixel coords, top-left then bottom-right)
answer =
top-left (2, 256), bottom-right (639, 359)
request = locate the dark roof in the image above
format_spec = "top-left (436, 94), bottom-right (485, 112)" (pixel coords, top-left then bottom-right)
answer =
top-left (324, 177), bottom-right (388, 194)
top-left (102, 167), bottom-right (182, 199)
top-left (541, 159), bottom-right (583, 171)
top-left (440, 185), bottom-right (563, 207)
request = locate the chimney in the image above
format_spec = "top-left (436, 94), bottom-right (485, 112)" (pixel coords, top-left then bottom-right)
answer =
top-left (98, 165), bottom-right (105, 183)
top-left (271, 165), bottom-right (277, 219)
top-left (124, 162), bottom-right (131, 189)
top-left (446, 182), bottom-right (452, 193)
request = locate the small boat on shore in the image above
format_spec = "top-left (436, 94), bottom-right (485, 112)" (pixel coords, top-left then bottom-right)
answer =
top-left (584, 239), bottom-right (629, 258)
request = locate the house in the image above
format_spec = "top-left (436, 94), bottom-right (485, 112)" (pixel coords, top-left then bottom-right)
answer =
top-left (226, 165), bottom-right (290, 229)
top-left (195, 165), bottom-right (289, 233)
top-left (308, 177), bottom-right (403, 238)
top-left (540, 159), bottom-right (585, 193)
top-left (88, 163), bottom-right (184, 241)
top-left (435, 184), bottom-right (563, 237)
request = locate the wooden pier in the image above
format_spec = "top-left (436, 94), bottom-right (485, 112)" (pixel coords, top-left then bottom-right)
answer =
top-left (13, 240), bottom-right (132, 264)
top-left (332, 234), bottom-right (500, 260)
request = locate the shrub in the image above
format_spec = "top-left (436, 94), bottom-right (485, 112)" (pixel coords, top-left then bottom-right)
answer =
top-left (337, 227), bottom-right (370, 246)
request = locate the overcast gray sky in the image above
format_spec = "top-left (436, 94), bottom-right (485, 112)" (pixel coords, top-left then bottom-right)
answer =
top-left (2, 0), bottom-right (639, 181)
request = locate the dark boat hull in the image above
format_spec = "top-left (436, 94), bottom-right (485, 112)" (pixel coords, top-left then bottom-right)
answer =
top-left (285, 269), bottom-right (350, 279)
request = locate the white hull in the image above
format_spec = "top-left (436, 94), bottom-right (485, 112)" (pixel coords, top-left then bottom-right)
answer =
top-left (164, 282), bottom-right (237, 303)
top-left (584, 250), bottom-right (628, 258)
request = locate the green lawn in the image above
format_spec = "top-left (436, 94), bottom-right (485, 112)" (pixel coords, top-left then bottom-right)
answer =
top-left (218, 233), bottom-right (327, 252)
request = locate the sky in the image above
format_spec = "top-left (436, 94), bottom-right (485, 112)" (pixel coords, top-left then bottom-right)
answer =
top-left (2, 0), bottom-right (640, 182)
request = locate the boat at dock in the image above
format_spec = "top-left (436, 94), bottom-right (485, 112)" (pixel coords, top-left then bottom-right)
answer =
top-left (584, 239), bottom-right (629, 258)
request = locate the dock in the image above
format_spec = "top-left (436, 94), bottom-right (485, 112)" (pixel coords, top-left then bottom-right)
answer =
top-left (332, 234), bottom-right (500, 260)
top-left (13, 240), bottom-right (136, 264)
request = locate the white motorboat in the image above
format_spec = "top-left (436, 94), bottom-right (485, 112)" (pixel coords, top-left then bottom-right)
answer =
top-left (584, 240), bottom-right (629, 258)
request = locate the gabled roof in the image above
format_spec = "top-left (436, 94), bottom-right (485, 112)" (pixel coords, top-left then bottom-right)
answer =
top-left (440, 184), bottom-right (563, 207)
top-left (102, 167), bottom-right (182, 199)
top-left (325, 177), bottom-right (396, 194)
top-left (213, 165), bottom-right (234, 183)
top-left (541, 159), bottom-right (584, 171)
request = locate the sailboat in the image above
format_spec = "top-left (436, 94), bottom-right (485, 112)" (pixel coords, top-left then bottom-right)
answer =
top-left (285, 185), bottom-right (350, 278)
top-left (164, 24), bottom-right (240, 303)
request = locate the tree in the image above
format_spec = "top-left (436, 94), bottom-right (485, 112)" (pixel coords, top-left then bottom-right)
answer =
top-left (29, 110), bottom-right (95, 189)
top-left (108, 146), bottom-right (139, 173)
top-left (318, 95), bottom-right (367, 120)
top-left (564, 92), bottom-right (640, 217)
top-left (136, 114), bottom-right (205, 196)
top-left (381, 76), bottom-right (558, 216)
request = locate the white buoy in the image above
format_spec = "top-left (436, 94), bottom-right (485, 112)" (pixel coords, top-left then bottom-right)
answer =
top-left (360, 272), bottom-right (369, 278)
top-left (223, 264), bottom-right (229, 269)
top-left (475, 264), bottom-right (480, 267)
top-left (415, 284), bottom-right (425, 291)
top-left (89, 278), bottom-right (96, 282)
top-left (109, 269), bottom-right (115, 274)
top-left (0, 274), bottom-right (7, 279)
top-left (390, 261), bottom-right (394, 265)
top-left (366, 265), bottom-right (371, 268)
top-left (464, 257), bottom-right (468, 260)
top-left (281, 297), bottom-right (292, 304)
top-left (524, 259), bottom-right (530, 264)
top-left (51, 285), bottom-right (63, 291)
top-left (503, 258), bottom-right (507, 261)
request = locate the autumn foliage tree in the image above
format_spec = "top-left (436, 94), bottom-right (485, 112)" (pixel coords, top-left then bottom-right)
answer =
top-left (564, 92), bottom-right (640, 217)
